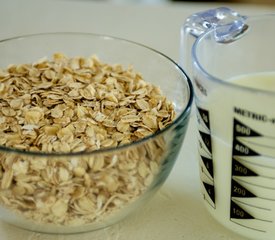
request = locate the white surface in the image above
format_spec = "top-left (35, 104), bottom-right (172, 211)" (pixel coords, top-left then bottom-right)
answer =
top-left (0, 1), bottom-right (275, 239)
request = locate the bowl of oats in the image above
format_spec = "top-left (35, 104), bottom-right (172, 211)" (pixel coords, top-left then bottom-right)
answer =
top-left (0, 33), bottom-right (193, 233)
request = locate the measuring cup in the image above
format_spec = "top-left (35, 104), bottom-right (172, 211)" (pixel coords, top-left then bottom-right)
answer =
top-left (181, 8), bottom-right (275, 239)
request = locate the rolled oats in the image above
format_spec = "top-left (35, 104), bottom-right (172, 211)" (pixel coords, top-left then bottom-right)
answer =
top-left (0, 53), bottom-right (175, 227)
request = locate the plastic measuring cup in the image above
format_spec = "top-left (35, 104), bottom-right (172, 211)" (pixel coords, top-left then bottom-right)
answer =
top-left (181, 7), bottom-right (275, 240)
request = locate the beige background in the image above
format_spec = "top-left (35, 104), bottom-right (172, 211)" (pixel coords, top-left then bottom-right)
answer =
top-left (0, 1), bottom-right (275, 240)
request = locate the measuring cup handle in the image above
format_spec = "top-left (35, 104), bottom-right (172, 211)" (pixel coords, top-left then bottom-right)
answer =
top-left (180, 7), bottom-right (247, 76)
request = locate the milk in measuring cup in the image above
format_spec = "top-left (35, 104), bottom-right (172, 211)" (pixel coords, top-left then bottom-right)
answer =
top-left (197, 71), bottom-right (275, 239)
top-left (230, 72), bottom-right (275, 91)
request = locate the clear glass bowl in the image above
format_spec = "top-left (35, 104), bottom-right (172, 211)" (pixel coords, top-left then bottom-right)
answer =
top-left (0, 33), bottom-right (193, 234)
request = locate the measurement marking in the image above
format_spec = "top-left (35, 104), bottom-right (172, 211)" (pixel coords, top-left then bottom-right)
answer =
top-left (236, 138), bottom-right (275, 158)
top-left (198, 132), bottom-right (212, 155)
top-left (232, 158), bottom-right (257, 177)
top-left (197, 117), bottom-right (210, 133)
top-left (234, 156), bottom-right (275, 171)
top-left (197, 107), bottom-right (210, 129)
top-left (233, 118), bottom-right (275, 140)
top-left (255, 218), bottom-right (273, 223)
top-left (257, 196), bottom-right (275, 202)
top-left (201, 167), bottom-right (213, 182)
top-left (198, 145), bottom-right (212, 159)
top-left (235, 194), bottom-right (275, 202)
top-left (240, 135), bottom-right (275, 141)
top-left (234, 177), bottom-right (275, 191)
top-left (240, 138), bottom-right (275, 149)
top-left (203, 193), bottom-right (215, 209)
top-left (202, 182), bottom-right (215, 205)
top-left (200, 155), bottom-right (214, 178)
top-left (198, 148), bottom-right (212, 161)
top-left (232, 198), bottom-right (271, 211)
top-left (230, 220), bottom-right (267, 232)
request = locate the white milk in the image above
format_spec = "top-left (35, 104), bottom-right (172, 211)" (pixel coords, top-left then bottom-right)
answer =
top-left (230, 71), bottom-right (275, 92)
top-left (196, 72), bottom-right (275, 239)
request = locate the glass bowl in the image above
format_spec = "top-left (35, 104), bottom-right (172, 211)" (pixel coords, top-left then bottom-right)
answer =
top-left (0, 33), bottom-right (193, 234)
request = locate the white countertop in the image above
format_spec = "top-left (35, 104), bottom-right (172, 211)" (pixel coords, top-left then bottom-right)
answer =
top-left (0, 1), bottom-right (275, 239)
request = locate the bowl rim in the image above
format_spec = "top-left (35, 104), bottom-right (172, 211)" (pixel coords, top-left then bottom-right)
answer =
top-left (0, 32), bottom-right (193, 157)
